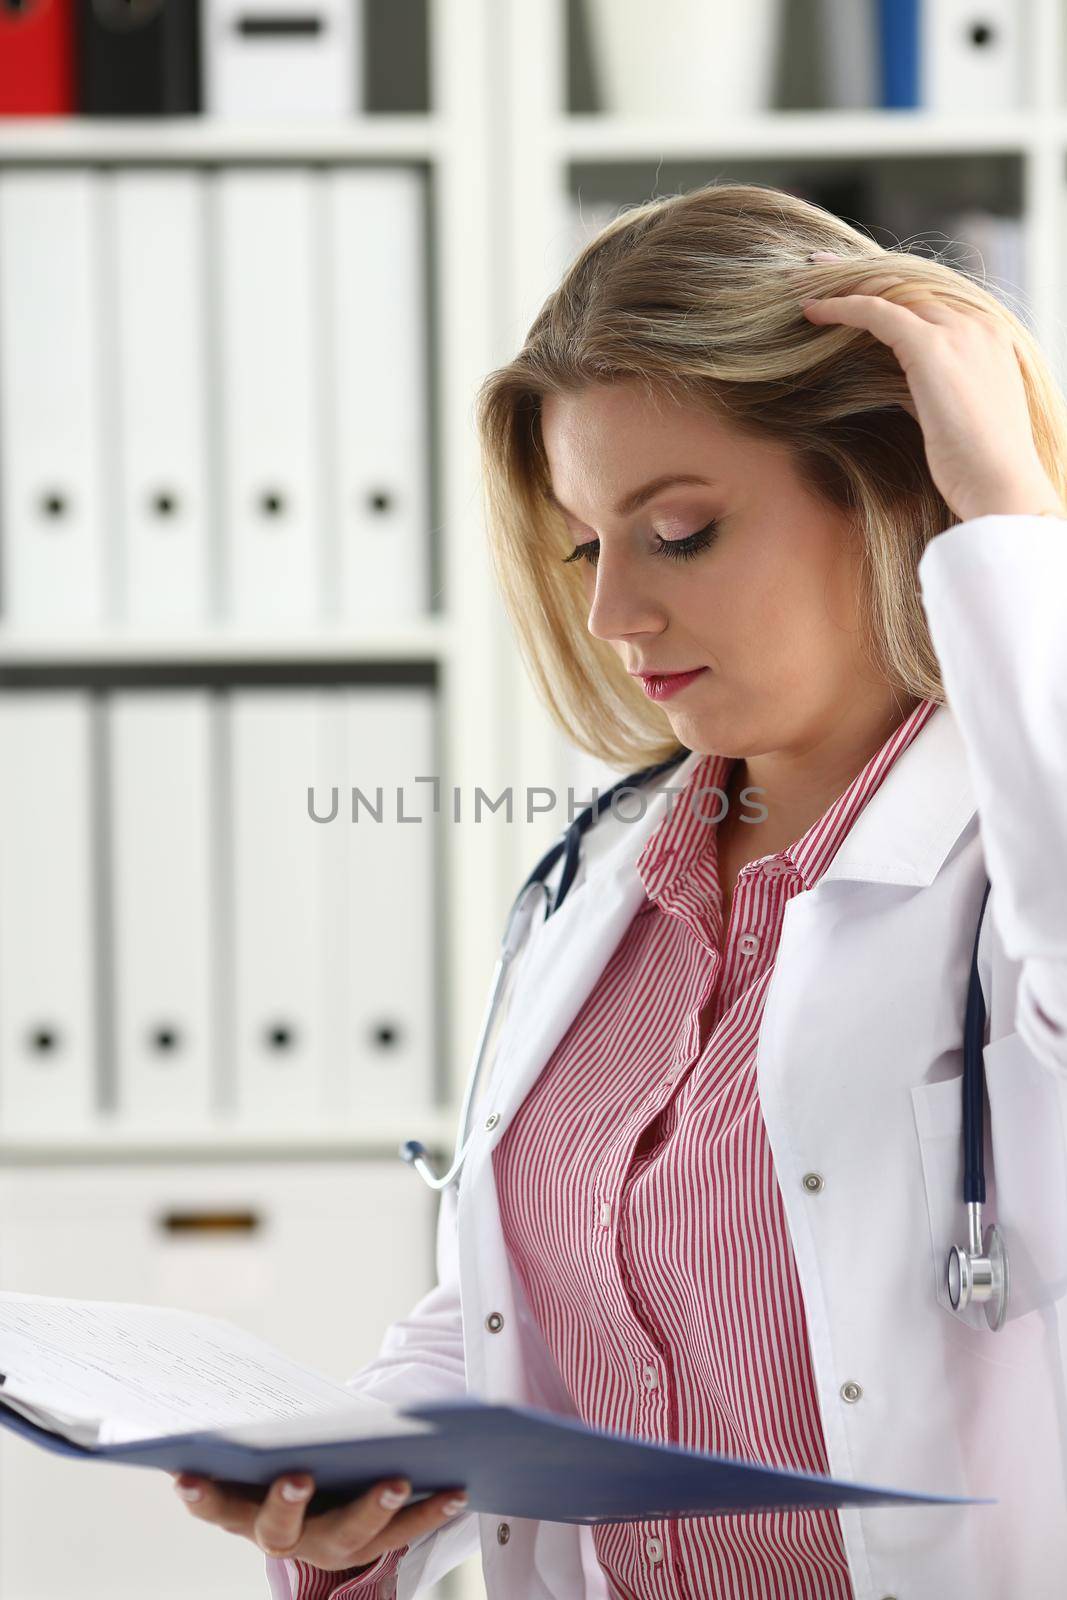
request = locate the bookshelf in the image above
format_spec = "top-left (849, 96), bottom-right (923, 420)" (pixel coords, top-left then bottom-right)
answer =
top-left (0, 0), bottom-right (514, 1171)
top-left (0, 6), bottom-right (506, 1596)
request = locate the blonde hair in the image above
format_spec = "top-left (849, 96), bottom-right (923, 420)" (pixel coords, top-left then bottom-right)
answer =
top-left (474, 180), bottom-right (1067, 771)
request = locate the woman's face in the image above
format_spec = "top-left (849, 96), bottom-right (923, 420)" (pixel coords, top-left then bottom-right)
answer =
top-left (539, 380), bottom-right (878, 759)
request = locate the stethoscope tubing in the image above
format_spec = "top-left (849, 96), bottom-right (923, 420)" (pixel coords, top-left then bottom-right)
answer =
top-left (963, 877), bottom-right (993, 1205)
top-left (399, 750), bottom-right (689, 1188)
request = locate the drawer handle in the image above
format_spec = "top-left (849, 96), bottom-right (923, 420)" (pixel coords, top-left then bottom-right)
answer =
top-left (158, 1210), bottom-right (262, 1235)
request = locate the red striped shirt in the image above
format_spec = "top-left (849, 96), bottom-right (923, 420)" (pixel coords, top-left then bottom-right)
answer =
top-left (491, 696), bottom-right (939, 1600)
top-left (281, 1551), bottom-right (401, 1599)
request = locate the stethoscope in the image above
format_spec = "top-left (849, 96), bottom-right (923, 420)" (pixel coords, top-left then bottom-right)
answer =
top-left (947, 875), bottom-right (1009, 1330)
top-left (399, 749), bottom-right (689, 1191)
top-left (401, 753), bottom-right (1009, 1331)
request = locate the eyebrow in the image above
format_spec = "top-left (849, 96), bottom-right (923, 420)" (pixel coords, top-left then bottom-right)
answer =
top-left (543, 473), bottom-right (719, 522)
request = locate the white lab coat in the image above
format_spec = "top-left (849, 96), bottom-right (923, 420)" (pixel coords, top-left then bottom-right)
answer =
top-left (267, 513), bottom-right (1067, 1600)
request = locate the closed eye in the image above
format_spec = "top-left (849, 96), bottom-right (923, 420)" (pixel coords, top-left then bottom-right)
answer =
top-left (562, 520), bottom-right (720, 567)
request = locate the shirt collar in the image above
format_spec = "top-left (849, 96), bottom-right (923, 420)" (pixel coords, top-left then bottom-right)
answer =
top-left (635, 696), bottom-right (955, 903)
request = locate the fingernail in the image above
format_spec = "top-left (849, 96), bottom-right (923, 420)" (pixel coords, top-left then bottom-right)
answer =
top-left (280, 1479), bottom-right (312, 1503)
top-left (443, 1496), bottom-right (469, 1515)
top-left (808, 250), bottom-right (842, 261)
top-left (175, 1479), bottom-right (203, 1502)
top-left (379, 1481), bottom-right (410, 1509)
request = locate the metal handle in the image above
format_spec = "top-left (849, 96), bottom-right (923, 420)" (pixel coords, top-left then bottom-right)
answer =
top-left (157, 1210), bottom-right (262, 1236)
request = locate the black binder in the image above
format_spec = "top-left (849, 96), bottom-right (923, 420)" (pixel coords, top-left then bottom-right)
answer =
top-left (75, 0), bottom-right (200, 115)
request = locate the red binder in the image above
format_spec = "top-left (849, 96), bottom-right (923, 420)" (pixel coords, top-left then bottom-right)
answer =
top-left (0, 0), bottom-right (75, 115)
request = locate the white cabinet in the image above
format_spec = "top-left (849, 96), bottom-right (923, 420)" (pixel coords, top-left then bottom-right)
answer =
top-left (0, 1161), bottom-right (438, 1600)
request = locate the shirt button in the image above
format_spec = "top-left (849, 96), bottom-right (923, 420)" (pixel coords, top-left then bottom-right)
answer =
top-left (841, 1380), bottom-right (863, 1403)
top-left (737, 933), bottom-right (760, 957)
top-left (600, 1201), bottom-right (612, 1226)
top-left (642, 1364), bottom-right (660, 1390)
top-left (645, 1535), bottom-right (664, 1563)
top-left (485, 1311), bottom-right (504, 1333)
top-left (496, 1521), bottom-right (511, 1545)
top-left (802, 1172), bottom-right (824, 1193)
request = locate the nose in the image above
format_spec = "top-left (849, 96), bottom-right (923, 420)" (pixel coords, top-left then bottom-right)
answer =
top-left (584, 547), bottom-right (667, 645)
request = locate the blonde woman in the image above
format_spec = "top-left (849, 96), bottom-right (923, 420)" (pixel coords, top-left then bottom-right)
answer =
top-left (175, 182), bottom-right (1067, 1600)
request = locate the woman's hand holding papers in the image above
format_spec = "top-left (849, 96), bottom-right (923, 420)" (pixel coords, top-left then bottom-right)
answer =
top-left (169, 1468), bottom-right (469, 1574)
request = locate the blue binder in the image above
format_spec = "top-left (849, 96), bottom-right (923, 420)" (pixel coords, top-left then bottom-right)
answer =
top-left (0, 1392), bottom-right (993, 1524)
top-left (877, 0), bottom-right (921, 107)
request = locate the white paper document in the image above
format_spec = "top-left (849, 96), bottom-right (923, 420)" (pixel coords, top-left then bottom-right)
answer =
top-left (0, 1290), bottom-right (431, 1450)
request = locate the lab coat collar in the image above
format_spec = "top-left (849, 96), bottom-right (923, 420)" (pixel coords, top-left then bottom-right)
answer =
top-left (480, 700), bottom-right (975, 1139)
top-left (578, 698), bottom-right (977, 899)
top-left (816, 698), bottom-right (977, 889)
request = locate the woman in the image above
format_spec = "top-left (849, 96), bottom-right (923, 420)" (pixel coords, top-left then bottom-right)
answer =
top-left (174, 182), bottom-right (1067, 1598)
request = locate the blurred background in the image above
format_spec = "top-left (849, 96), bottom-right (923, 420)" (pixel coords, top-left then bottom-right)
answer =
top-left (0, 1), bottom-right (1058, 1596)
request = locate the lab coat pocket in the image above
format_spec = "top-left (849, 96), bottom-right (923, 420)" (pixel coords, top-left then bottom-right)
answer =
top-left (911, 1038), bottom-right (1067, 1328)
top-left (982, 1027), bottom-right (1067, 1317)
top-left (910, 1072), bottom-right (986, 1327)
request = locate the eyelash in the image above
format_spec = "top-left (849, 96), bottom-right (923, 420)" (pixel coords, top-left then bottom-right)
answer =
top-left (561, 520), bottom-right (720, 568)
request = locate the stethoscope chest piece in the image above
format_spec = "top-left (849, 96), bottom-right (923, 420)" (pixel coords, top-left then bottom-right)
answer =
top-left (947, 1213), bottom-right (1009, 1332)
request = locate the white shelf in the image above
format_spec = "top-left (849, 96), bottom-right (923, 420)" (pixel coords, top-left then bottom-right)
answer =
top-left (0, 114), bottom-right (449, 162)
top-left (0, 1105), bottom-right (458, 1161)
top-left (556, 108), bottom-right (1062, 161)
top-left (8, 108), bottom-right (1067, 166)
top-left (0, 618), bottom-right (455, 665)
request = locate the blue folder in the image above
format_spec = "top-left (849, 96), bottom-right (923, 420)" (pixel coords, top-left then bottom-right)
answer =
top-left (0, 1392), bottom-right (993, 1524)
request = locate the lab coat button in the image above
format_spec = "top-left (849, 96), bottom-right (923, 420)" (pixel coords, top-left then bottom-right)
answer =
top-left (484, 1113), bottom-right (500, 1131)
top-left (802, 1172), bottom-right (824, 1193)
top-left (496, 1521), bottom-right (511, 1545)
top-left (840, 1380), bottom-right (863, 1403)
top-left (737, 933), bottom-right (760, 957)
top-left (645, 1536), bottom-right (664, 1563)
top-left (485, 1311), bottom-right (504, 1333)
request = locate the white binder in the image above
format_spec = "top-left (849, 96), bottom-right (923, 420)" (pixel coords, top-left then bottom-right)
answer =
top-left (108, 693), bottom-right (216, 1132)
top-left (921, 0), bottom-right (1023, 112)
top-left (0, 693), bottom-right (96, 1135)
top-left (213, 168), bottom-right (323, 625)
top-left (0, 173), bottom-right (107, 629)
top-left (325, 167), bottom-right (431, 624)
top-left (227, 690), bottom-right (345, 1128)
top-left (109, 171), bottom-right (211, 626)
top-left (342, 686), bottom-right (436, 1117)
top-left (202, 0), bottom-right (361, 119)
